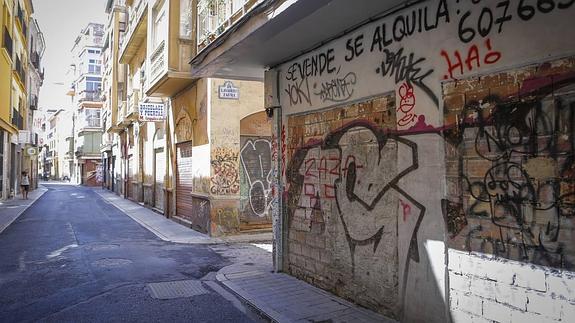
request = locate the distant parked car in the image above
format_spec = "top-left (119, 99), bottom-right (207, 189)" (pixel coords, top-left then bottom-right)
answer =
top-left (62, 175), bottom-right (70, 182)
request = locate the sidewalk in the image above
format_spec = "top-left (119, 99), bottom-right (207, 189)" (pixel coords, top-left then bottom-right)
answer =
top-left (0, 186), bottom-right (48, 234)
top-left (93, 188), bottom-right (272, 244)
top-left (217, 264), bottom-right (396, 323)
top-left (95, 188), bottom-right (395, 323)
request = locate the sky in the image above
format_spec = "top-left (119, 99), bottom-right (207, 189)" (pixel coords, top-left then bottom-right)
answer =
top-left (34, 0), bottom-right (107, 112)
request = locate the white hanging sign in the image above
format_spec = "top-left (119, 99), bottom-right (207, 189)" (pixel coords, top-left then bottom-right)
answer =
top-left (139, 103), bottom-right (165, 122)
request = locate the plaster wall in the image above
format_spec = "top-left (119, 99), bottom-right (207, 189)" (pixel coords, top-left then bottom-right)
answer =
top-left (270, 1), bottom-right (575, 321)
top-left (208, 78), bottom-right (265, 235)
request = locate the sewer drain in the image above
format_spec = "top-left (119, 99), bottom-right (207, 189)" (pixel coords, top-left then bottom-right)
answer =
top-left (147, 280), bottom-right (208, 299)
top-left (92, 258), bottom-right (133, 268)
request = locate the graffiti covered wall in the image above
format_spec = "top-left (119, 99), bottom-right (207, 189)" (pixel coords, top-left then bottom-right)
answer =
top-left (443, 57), bottom-right (575, 269)
top-left (209, 78), bottom-right (266, 235)
top-left (272, 0), bottom-right (575, 321)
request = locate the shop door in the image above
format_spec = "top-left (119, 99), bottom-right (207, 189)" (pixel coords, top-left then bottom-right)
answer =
top-left (154, 148), bottom-right (165, 211)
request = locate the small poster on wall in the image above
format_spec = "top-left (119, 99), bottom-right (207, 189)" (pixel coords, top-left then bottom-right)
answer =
top-left (139, 103), bottom-right (165, 122)
top-left (218, 81), bottom-right (239, 100)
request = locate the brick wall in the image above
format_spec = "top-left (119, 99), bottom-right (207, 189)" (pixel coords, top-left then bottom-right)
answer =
top-left (286, 94), bottom-right (402, 318)
top-left (444, 57), bottom-right (575, 322)
top-left (443, 56), bottom-right (575, 269)
top-left (449, 249), bottom-right (575, 323)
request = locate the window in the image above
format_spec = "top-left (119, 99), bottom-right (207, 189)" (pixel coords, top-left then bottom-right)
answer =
top-left (86, 80), bottom-right (102, 92)
top-left (85, 109), bottom-right (101, 128)
top-left (153, 4), bottom-right (166, 48)
top-left (179, 0), bottom-right (192, 39)
top-left (87, 49), bottom-right (100, 54)
top-left (88, 59), bottom-right (101, 74)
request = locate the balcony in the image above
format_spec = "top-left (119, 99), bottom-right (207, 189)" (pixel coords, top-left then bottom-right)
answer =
top-left (16, 4), bottom-right (27, 40)
top-left (197, 0), bottom-right (258, 52)
top-left (14, 56), bottom-right (25, 85)
top-left (114, 100), bottom-right (130, 129)
top-left (149, 40), bottom-right (165, 83)
top-left (30, 51), bottom-right (40, 70)
top-left (2, 27), bottom-right (12, 57)
top-left (119, 0), bottom-right (148, 64)
top-left (29, 94), bottom-right (38, 110)
top-left (78, 90), bottom-right (102, 103)
top-left (11, 108), bottom-right (23, 130)
top-left (125, 90), bottom-right (139, 121)
top-left (146, 38), bottom-right (195, 97)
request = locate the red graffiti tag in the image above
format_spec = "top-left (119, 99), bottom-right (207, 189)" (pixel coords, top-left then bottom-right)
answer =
top-left (400, 199), bottom-right (412, 222)
top-left (397, 82), bottom-right (417, 127)
top-left (441, 38), bottom-right (502, 80)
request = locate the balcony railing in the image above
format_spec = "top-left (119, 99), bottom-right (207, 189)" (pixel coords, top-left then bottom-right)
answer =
top-left (11, 108), bottom-right (23, 130)
top-left (197, 0), bottom-right (257, 50)
top-left (2, 27), bottom-right (12, 57)
top-left (78, 90), bottom-right (102, 102)
top-left (117, 100), bottom-right (127, 125)
top-left (150, 40), bottom-right (165, 82)
top-left (14, 56), bottom-right (25, 83)
top-left (31, 51), bottom-right (40, 70)
top-left (127, 90), bottom-right (139, 118)
top-left (29, 94), bottom-right (38, 110)
top-left (16, 4), bottom-right (27, 38)
top-left (121, 0), bottom-right (146, 49)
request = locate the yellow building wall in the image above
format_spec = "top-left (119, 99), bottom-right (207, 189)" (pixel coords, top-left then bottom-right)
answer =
top-left (0, 50), bottom-right (11, 127)
top-left (0, 0), bottom-right (13, 129)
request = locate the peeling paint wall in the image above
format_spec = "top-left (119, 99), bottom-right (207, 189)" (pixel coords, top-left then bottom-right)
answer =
top-left (270, 0), bottom-right (575, 321)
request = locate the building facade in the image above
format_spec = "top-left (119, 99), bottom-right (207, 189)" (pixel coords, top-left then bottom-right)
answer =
top-left (189, 0), bottom-right (575, 322)
top-left (67, 23), bottom-right (105, 186)
top-left (0, 0), bottom-right (41, 198)
top-left (25, 16), bottom-right (44, 189)
top-left (101, 0), bottom-right (272, 236)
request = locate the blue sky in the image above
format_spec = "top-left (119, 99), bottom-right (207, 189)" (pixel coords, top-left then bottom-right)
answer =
top-left (34, 0), bottom-right (107, 111)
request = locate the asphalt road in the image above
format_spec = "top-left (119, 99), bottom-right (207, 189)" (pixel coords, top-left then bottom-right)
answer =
top-left (0, 185), bottom-right (268, 323)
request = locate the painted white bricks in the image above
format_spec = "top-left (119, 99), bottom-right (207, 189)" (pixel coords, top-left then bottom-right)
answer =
top-left (448, 249), bottom-right (575, 323)
top-left (450, 273), bottom-right (470, 292)
top-left (510, 309), bottom-right (549, 323)
top-left (483, 300), bottom-right (512, 323)
top-left (514, 266), bottom-right (547, 292)
top-left (494, 283), bottom-right (527, 310)
top-left (560, 300), bottom-right (575, 321)
top-left (547, 272), bottom-right (575, 301)
top-left (453, 291), bottom-right (483, 316)
top-left (526, 292), bottom-right (561, 320)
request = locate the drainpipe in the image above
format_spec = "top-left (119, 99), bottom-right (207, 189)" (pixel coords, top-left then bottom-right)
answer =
top-left (265, 69), bottom-right (284, 272)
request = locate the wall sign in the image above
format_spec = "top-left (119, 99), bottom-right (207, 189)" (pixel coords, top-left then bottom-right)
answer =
top-left (139, 103), bottom-right (165, 122)
top-left (218, 81), bottom-right (239, 100)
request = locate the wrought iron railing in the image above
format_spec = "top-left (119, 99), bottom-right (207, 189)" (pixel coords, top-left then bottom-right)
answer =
top-left (11, 108), bottom-right (23, 130)
top-left (79, 90), bottom-right (102, 102)
top-left (30, 51), bottom-right (40, 69)
top-left (197, 0), bottom-right (255, 49)
top-left (29, 94), bottom-right (38, 110)
top-left (15, 56), bottom-right (25, 83)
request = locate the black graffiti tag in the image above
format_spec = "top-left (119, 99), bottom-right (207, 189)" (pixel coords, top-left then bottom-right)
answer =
top-left (313, 72), bottom-right (357, 103)
top-left (375, 48), bottom-right (438, 107)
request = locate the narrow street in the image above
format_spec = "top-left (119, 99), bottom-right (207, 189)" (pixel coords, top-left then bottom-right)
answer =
top-left (0, 184), bottom-right (268, 323)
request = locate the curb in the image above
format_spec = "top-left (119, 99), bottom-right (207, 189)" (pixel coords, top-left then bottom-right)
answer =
top-left (0, 187), bottom-right (48, 235)
top-left (93, 189), bottom-right (274, 246)
top-left (215, 271), bottom-right (289, 323)
top-left (93, 189), bottom-right (224, 245)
